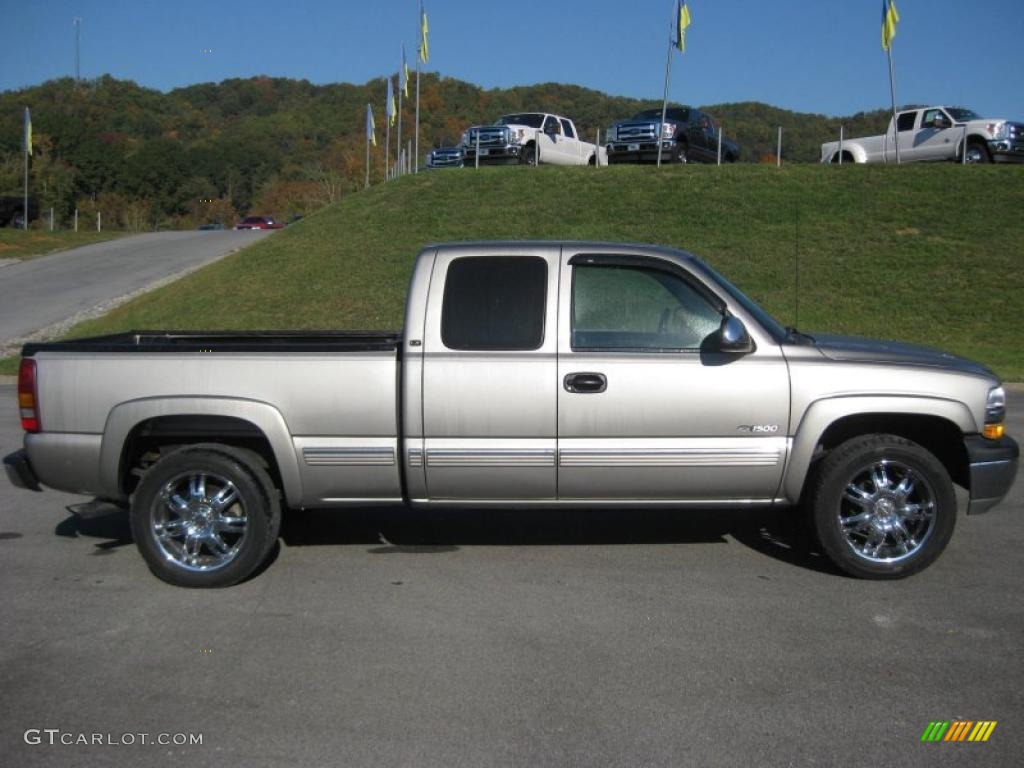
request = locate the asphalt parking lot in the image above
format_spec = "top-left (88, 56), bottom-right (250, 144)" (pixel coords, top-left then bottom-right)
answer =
top-left (1, 384), bottom-right (1021, 767)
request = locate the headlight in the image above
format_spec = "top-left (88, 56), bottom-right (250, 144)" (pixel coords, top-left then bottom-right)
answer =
top-left (606, 126), bottom-right (617, 142)
top-left (460, 131), bottom-right (470, 146)
top-left (662, 122), bottom-right (677, 139)
top-left (984, 386), bottom-right (1006, 439)
top-left (986, 122), bottom-right (1007, 139)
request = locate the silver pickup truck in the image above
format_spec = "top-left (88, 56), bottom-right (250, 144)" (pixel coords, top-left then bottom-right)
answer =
top-left (4, 241), bottom-right (1018, 587)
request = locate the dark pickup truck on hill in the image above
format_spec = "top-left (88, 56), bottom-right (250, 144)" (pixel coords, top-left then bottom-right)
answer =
top-left (607, 107), bottom-right (739, 164)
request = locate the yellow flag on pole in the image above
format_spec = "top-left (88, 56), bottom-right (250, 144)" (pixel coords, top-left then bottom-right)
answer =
top-left (677, 1), bottom-right (691, 53)
top-left (24, 107), bottom-right (33, 156)
top-left (420, 3), bottom-right (429, 63)
top-left (402, 45), bottom-right (410, 98)
top-left (882, 0), bottom-right (900, 51)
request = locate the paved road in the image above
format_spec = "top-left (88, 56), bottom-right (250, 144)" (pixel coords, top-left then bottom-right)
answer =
top-left (0, 386), bottom-right (1020, 767)
top-left (0, 231), bottom-right (271, 350)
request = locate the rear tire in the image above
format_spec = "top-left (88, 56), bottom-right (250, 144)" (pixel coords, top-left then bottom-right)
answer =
top-left (130, 445), bottom-right (281, 587)
top-left (808, 434), bottom-right (956, 579)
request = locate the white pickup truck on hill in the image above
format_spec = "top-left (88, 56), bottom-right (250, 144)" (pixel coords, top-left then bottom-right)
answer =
top-left (821, 106), bottom-right (1024, 164)
top-left (461, 113), bottom-right (606, 167)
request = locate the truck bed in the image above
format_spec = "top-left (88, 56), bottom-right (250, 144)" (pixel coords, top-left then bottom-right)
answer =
top-left (21, 330), bottom-right (402, 356)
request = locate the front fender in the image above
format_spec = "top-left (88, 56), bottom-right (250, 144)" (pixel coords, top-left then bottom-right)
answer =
top-left (99, 396), bottom-right (302, 507)
top-left (782, 395), bottom-right (976, 503)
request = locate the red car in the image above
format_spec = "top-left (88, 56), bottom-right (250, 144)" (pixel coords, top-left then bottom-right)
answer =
top-left (234, 216), bottom-right (283, 230)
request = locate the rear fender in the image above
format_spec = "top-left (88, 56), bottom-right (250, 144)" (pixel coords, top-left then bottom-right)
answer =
top-left (100, 396), bottom-right (302, 507)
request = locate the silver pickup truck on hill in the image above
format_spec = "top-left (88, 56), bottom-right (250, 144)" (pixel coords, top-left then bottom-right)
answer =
top-left (5, 241), bottom-right (1018, 587)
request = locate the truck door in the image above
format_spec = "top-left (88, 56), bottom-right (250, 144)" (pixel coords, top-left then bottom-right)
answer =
top-left (421, 245), bottom-right (559, 500)
top-left (538, 115), bottom-right (567, 165)
top-left (888, 110), bottom-right (920, 162)
top-left (915, 108), bottom-right (960, 161)
top-left (556, 248), bottom-right (790, 502)
top-left (560, 118), bottom-right (583, 164)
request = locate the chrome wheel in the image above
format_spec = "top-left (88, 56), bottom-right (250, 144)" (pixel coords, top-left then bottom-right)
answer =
top-left (839, 460), bottom-right (936, 564)
top-left (151, 471), bottom-right (247, 572)
top-left (964, 143), bottom-right (990, 163)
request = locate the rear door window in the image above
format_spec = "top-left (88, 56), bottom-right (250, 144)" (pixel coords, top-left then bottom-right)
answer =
top-left (896, 112), bottom-right (917, 132)
top-left (441, 257), bottom-right (547, 350)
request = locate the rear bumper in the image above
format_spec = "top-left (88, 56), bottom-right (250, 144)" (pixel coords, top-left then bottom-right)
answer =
top-left (3, 449), bottom-right (42, 492)
top-left (965, 435), bottom-right (1019, 514)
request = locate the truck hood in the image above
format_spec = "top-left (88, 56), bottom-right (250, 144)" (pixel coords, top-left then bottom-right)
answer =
top-left (811, 333), bottom-right (995, 379)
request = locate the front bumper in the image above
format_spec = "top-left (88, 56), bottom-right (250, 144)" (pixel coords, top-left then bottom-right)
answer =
top-left (607, 139), bottom-right (677, 164)
top-left (988, 138), bottom-right (1024, 163)
top-left (965, 435), bottom-right (1019, 514)
top-left (3, 449), bottom-right (42, 492)
top-left (462, 145), bottom-right (522, 165)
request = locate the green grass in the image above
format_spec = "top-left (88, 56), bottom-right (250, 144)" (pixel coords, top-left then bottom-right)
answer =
top-left (15, 164), bottom-right (1024, 380)
top-left (0, 229), bottom-right (124, 260)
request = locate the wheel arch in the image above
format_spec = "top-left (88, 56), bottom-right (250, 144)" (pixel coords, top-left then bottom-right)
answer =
top-left (785, 396), bottom-right (975, 504)
top-left (100, 397), bottom-right (302, 508)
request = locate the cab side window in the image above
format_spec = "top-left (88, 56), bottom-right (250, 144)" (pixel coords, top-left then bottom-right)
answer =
top-left (896, 112), bottom-right (917, 132)
top-left (560, 119), bottom-right (576, 139)
top-left (571, 265), bottom-right (721, 351)
top-left (442, 257), bottom-right (547, 351)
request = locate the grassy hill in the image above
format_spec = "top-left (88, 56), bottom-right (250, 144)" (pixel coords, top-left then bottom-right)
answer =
top-left (2, 75), bottom-right (891, 231)
top-left (23, 164), bottom-right (1024, 380)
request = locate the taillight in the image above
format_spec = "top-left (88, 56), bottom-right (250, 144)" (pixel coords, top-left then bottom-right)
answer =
top-left (18, 358), bottom-right (40, 433)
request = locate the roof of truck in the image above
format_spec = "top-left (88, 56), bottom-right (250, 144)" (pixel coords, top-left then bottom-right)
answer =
top-left (423, 240), bottom-right (699, 262)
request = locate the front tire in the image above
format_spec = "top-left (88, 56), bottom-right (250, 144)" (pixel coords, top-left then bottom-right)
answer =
top-left (674, 143), bottom-right (689, 164)
top-left (130, 446), bottom-right (281, 587)
top-left (964, 140), bottom-right (991, 164)
top-left (808, 434), bottom-right (956, 579)
top-left (520, 143), bottom-right (538, 166)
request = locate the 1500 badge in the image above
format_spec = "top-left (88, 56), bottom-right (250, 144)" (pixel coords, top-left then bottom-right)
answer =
top-left (736, 424), bottom-right (780, 433)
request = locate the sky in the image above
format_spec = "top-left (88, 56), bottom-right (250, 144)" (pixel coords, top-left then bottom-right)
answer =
top-left (1, 0), bottom-right (1022, 118)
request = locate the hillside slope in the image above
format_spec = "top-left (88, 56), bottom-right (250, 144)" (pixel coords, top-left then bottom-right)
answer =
top-left (1, 75), bottom-right (890, 229)
top-left (67, 164), bottom-right (1024, 379)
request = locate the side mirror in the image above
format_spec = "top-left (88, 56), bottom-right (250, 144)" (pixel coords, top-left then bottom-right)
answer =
top-left (544, 123), bottom-right (558, 136)
top-left (933, 116), bottom-right (951, 129)
top-left (719, 316), bottom-right (753, 354)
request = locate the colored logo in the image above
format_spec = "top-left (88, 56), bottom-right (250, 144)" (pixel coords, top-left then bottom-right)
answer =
top-left (921, 721), bottom-right (997, 742)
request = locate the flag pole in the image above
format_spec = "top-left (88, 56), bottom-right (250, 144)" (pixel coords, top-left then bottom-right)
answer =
top-left (23, 108), bottom-right (29, 230)
top-left (414, 56), bottom-right (421, 174)
top-left (385, 81), bottom-right (391, 182)
top-left (656, 8), bottom-right (674, 168)
top-left (23, 137), bottom-right (29, 230)
top-left (365, 104), bottom-right (371, 190)
top-left (886, 46), bottom-right (900, 164)
top-left (397, 53), bottom-right (404, 176)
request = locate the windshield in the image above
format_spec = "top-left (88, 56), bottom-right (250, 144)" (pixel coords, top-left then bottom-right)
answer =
top-left (946, 107), bottom-right (982, 122)
top-left (497, 113), bottom-right (544, 128)
top-left (690, 259), bottom-right (789, 343)
top-left (633, 108), bottom-right (690, 122)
